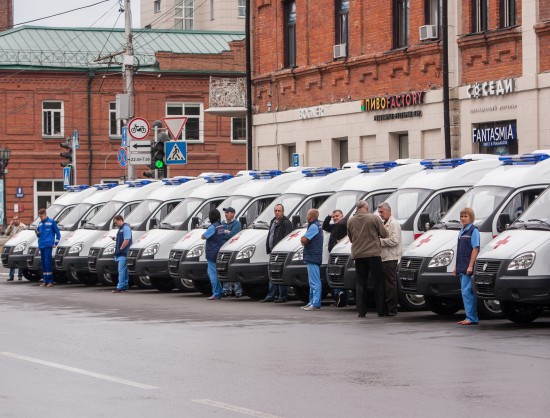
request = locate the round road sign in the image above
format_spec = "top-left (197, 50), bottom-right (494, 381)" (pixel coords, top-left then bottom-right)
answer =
top-left (117, 147), bottom-right (128, 169)
top-left (128, 117), bottom-right (150, 140)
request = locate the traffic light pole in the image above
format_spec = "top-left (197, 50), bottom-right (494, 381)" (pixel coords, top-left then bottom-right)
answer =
top-left (124, 0), bottom-right (136, 180)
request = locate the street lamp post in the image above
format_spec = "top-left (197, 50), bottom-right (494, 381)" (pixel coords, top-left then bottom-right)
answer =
top-left (0, 147), bottom-right (11, 229)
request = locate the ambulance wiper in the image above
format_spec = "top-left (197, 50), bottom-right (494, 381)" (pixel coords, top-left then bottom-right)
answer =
top-left (507, 219), bottom-right (524, 230)
top-left (526, 219), bottom-right (550, 231)
top-left (253, 220), bottom-right (269, 230)
top-left (160, 222), bottom-right (174, 230)
top-left (444, 219), bottom-right (461, 229)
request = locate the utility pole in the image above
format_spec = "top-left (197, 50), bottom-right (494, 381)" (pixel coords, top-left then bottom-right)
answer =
top-left (442, 0), bottom-right (451, 158)
top-left (124, 0), bottom-right (136, 180)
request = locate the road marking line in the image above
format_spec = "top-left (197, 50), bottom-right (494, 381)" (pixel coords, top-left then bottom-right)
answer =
top-left (192, 399), bottom-right (282, 418)
top-left (0, 352), bottom-right (157, 390)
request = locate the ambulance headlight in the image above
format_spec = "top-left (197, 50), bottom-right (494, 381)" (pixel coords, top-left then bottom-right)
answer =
top-left (68, 242), bottom-right (83, 255)
top-left (292, 247), bottom-right (304, 261)
top-left (187, 244), bottom-right (204, 258)
top-left (236, 245), bottom-right (255, 260)
top-left (428, 250), bottom-right (454, 268)
top-left (14, 242), bottom-right (27, 253)
top-left (507, 252), bottom-right (536, 271)
top-left (143, 243), bottom-right (160, 257)
top-left (102, 244), bottom-right (115, 256)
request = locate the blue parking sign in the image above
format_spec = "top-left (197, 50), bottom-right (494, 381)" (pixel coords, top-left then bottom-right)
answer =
top-left (63, 166), bottom-right (71, 188)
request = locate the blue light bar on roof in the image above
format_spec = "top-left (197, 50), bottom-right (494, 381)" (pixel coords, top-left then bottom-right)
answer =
top-left (357, 161), bottom-right (398, 172)
top-left (162, 177), bottom-right (194, 185)
top-left (204, 174), bottom-right (233, 183)
top-left (126, 179), bottom-right (153, 187)
top-left (66, 185), bottom-right (90, 192)
top-left (251, 170), bottom-right (284, 180)
top-left (302, 167), bottom-right (338, 177)
top-left (498, 153), bottom-right (550, 165)
top-left (93, 183), bottom-right (118, 190)
top-left (420, 158), bottom-right (467, 169)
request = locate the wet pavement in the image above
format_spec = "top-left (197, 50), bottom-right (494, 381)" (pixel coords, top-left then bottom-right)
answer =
top-left (1, 275), bottom-right (549, 418)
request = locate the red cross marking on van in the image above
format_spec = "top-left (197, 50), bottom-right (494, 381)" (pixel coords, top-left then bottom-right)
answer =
top-left (416, 234), bottom-right (432, 247)
top-left (493, 235), bottom-right (510, 249)
top-left (287, 231), bottom-right (302, 241)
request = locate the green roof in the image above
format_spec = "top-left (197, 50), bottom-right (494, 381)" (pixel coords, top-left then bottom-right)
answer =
top-left (0, 26), bottom-right (245, 69)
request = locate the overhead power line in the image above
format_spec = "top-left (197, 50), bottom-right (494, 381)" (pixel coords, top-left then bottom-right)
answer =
top-left (13, 0), bottom-right (112, 26)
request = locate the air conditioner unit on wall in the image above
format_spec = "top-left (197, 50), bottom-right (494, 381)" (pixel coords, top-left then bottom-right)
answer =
top-left (419, 25), bottom-right (438, 41)
top-left (333, 43), bottom-right (347, 59)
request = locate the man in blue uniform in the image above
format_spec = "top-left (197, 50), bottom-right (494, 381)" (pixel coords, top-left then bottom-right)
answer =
top-left (221, 207), bottom-right (242, 297)
top-left (112, 214), bottom-right (132, 293)
top-left (36, 208), bottom-right (61, 287)
top-left (202, 209), bottom-right (225, 300)
top-left (300, 209), bottom-right (323, 311)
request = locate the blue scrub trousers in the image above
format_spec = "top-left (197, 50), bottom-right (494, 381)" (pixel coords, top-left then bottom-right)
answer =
top-left (207, 260), bottom-right (223, 298)
top-left (460, 273), bottom-right (479, 323)
top-left (40, 247), bottom-right (54, 284)
top-left (115, 255), bottom-right (129, 290)
top-left (306, 263), bottom-right (322, 308)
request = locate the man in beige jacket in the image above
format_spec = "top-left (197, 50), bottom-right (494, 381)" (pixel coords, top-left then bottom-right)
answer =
top-left (378, 202), bottom-right (402, 316)
top-left (5, 215), bottom-right (27, 281)
top-left (347, 200), bottom-right (388, 317)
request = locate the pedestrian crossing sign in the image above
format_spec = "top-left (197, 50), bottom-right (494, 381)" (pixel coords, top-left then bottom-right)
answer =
top-left (164, 141), bottom-right (187, 165)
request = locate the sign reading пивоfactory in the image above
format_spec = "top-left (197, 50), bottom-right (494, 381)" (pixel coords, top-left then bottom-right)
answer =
top-left (361, 92), bottom-right (424, 121)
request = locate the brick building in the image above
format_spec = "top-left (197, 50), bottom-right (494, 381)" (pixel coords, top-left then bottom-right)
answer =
top-left (0, 26), bottom-right (246, 224)
top-left (251, 0), bottom-right (550, 169)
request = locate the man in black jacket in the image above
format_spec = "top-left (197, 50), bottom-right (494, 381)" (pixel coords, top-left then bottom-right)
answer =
top-left (260, 204), bottom-right (293, 302)
top-left (323, 209), bottom-right (349, 307)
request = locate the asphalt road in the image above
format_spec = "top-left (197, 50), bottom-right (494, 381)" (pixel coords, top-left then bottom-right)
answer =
top-left (1, 274), bottom-right (549, 418)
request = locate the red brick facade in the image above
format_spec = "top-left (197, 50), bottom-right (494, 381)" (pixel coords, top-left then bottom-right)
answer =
top-left (536, 0), bottom-right (550, 73)
top-left (0, 0), bottom-right (13, 32)
top-left (0, 45), bottom-right (246, 225)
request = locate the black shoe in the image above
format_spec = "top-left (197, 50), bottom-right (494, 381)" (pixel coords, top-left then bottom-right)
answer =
top-left (18, 277), bottom-right (23, 281)
top-left (259, 298), bottom-right (274, 303)
top-left (357, 314), bottom-right (366, 318)
top-left (336, 292), bottom-right (347, 308)
top-left (7, 278), bottom-right (14, 282)
top-left (274, 299), bottom-right (287, 303)
top-left (112, 288), bottom-right (128, 293)
top-left (386, 311), bottom-right (397, 317)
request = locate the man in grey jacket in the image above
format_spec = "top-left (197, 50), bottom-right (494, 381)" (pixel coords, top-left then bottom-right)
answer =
top-left (378, 202), bottom-right (402, 316)
top-left (5, 215), bottom-right (27, 281)
top-left (347, 200), bottom-right (388, 318)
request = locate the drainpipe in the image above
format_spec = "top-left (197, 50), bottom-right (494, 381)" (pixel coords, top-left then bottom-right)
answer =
top-left (245, 0), bottom-right (253, 169)
top-left (442, 0), bottom-right (451, 158)
top-left (87, 69), bottom-right (95, 185)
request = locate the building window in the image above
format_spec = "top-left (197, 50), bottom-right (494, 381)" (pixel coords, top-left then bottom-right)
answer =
top-left (231, 117), bottom-right (247, 143)
top-left (42, 101), bottom-right (64, 137)
top-left (154, 0), bottom-right (161, 13)
top-left (399, 134), bottom-right (409, 158)
top-left (287, 144), bottom-right (297, 167)
top-left (166, 102), bottom-right (203, 142)
top-left (393, 0), bottom-right (409, 48)
top-left (500, 0), bottom-right (516, 28)
top-left (472, 0), bottom-right (488, 32)
top-left (339, 139), bottom-right (349, 167)
top-left (34, 180), bottom-right (65, 217)
top-left (425, 0), bottom-right (441, 27)
top-left (335, 0), bottom-right (349, 53)
top-left (238, 0), bottom-right (246, 18)
top-left (284, 1), bottom-right (297, 68)
top-left (175, 0), bottom-right (194, 30)
top-left (109, 102), bottom-right (121, 138)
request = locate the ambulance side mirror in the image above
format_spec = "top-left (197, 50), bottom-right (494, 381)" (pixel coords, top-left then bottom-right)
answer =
top-left (239, 216), bottom-right (247, 229)
top-left (419, 213), bottom-right (431, 232)
top-left (148, 218), bottom-right (158, 229)
top-left (191, 217), bottom-right (200, 230)
top-left (291, 215), bottom-right (301, 230)
top-left (80, 219), bottom-right (86, 227)
top-left (498, 213), bottom-right (511, 232)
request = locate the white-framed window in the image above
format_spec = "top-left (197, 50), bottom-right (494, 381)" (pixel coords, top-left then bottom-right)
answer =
top-left (109, 102), bottom-right (121, 138)
top-left (175, 0), bottom-right (194, 30)
top-left (166, 102), bottom-right (203, 142)
top-left (231, 117), bottom-right (247, 143)
top-left (472, 0), bottom-right (488, 32)
top-left (154, 0), bottom-right (161, 13)
top-left (393, 0), bottom-right (410, 48)
top-left (238, 0), bottom-right (246, 18)
top-left (34, 179), bottom-right (65, 217)
top-left (42, 101), bottom-right (64, 137)
top-left (500, 0), bottom-right (516, 28)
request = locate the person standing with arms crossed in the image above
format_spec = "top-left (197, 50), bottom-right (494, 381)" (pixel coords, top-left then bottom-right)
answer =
top-left (347, 200), bottom-right (388, 317)
top-left (202, 209), bottom-right (225, 300)
top-left (112, 215), bottom-right (132, 293)
top-left (453, 207), bottom-right (480, 325)
top-left (36, 208), bottom-right (61, 287)
top-left (377, 202), bottom-right (402, 316)
top-left (322, 209), bottom-right (349, 307)
top-left (5, 215), bottom-right (27, 281)
top-left (300, 209), bottom-right (323, 311)
top-left (221, 207), bottom-right (242, 298)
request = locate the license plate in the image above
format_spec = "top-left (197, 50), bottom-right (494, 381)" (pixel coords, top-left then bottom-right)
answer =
top-left (269, 263), bottom-right (283, 274)
top-left (475, 273), bottom-right (494, 286)
top-left (400, 268), bottom-right (416, 281)
top-left (216, 262), bottom-right (228, 271)
top-left (328, 265), bottom-right (343, 276)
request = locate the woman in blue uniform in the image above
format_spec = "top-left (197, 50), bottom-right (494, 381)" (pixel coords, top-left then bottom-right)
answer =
top-left (36, 208), bottom-right (61, 287)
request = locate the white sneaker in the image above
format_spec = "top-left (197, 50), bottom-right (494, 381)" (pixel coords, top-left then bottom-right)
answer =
top-left (302, 305), bottom-right (320, 311)
top-left (300, 304), bottom-right (311, 310)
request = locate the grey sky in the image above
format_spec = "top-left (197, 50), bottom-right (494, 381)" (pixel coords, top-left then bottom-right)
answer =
top-left (13, 0), bottom-right (141, 29)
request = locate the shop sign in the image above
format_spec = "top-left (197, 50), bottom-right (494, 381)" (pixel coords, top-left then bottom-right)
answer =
top-left (361, 92), bottom-right (424, 112)
top-left (299, 105), bottom-right (325, 120)
top-left (473, 121), bottom-right (517, 147)
top-left (466, 78), bottom-right (515, 99)
top-left (374, 110), bottom-right (422, 121)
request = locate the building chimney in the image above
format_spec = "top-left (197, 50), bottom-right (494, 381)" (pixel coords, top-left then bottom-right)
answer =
top-left (0, 0), bottom-right (14, 32)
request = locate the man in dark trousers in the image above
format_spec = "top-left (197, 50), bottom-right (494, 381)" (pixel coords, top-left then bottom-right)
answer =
top-left (347, 200), bottom-right (388, 317)
top-left (222, 207), bottom-right (242, 297)
top-left (36, 208), bottom-right (61, 287)
top-left (322, 209), bottom-right (348, 307)
top-left (112, 214), bottom-right (132, 293)
top-left (260, 204), bottom-right (293, 303)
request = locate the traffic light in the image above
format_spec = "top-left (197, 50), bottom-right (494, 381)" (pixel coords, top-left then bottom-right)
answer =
top-left (153, 141), bottom-right (165, 170)
top-left (60, 139), bottom-right (73, 168)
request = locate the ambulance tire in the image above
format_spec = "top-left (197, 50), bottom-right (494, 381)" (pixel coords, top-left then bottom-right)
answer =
top-left (132, 275), bottom-right (153, 289)
top-left (150, 276), bottom-right (175, 292)
top-left (54, 271), bottom-right (70, 284)
top-left (78, 273), bottom-right (99, 286)
top-left (477, 299), bottom-right (502, 319)
top-left (192, 280), bottom-right (212, 295)
top-left (500, 301), bottom-right (544, 323)
top-left (397, 290), bottom-right (426, 311)
top-left (21, 269), bottom-right (40, 282)
top-left (424, 295), bottom-right (461, 315)
top-left (98, 272), bottom-right (118, 287)
top-left (174, 277), bottom-right (196, 293)
top-left (242, 283), bottom-right (269, 300)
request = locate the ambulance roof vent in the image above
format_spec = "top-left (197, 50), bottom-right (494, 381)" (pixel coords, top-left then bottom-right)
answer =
top-left (251, 170), bottom-right (284, 180)
top-left (357, 161), bottom-right (398, 172)
top-left (420, 158), bottom-right (467, 169)
top-left (204, 174), bottom-right (233, 183)
top-left (66, 185), bottom-right (91, 192)
top-left (302, 167), bottom-right (338, 177)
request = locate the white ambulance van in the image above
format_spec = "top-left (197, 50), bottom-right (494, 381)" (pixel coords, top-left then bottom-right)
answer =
top-left (328, 156), bottom-right (501, 310)
top-left (399, 153), bottom-right (550, 318)
top-left (216, 167), bottom-right (361, 300)
top-left (25, 183), bottom-right (123, 283)
top-left (1, 185), bottom-right (97, 281)
top-left (268, 161), bottom-right (424, 303)
top-left (87, 176), bottom-right (207, 287)
top-left (126, 173), bottom-right (256, 291)
top-left (474, 154), bottom-right (550, 323)
top-left (170, 168), bottom-right (309, 294)
top-left (53, 180), bottom-right (164, 284)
